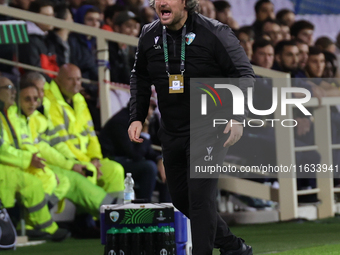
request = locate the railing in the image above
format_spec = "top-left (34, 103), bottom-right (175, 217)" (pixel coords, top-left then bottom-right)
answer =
top-left (219, 66), bottom-right (340, 220)
top-left (1, 6), bottom-right (340, 221)
top-left (0, 5), bottom-right (137, 126)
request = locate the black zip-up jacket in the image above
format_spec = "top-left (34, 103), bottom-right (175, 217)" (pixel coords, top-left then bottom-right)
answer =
top-left (130, 13), bottom-right (255, 136)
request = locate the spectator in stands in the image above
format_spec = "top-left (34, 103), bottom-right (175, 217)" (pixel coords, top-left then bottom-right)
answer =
top-left (252, 0), bottom-right (275, 37)
top-left (305, 48), bottom-right (340, 96)
top-left (236, 26), bottom-right (254, 60)
top-left (99, 103), bottom-right (164, 201)
top-left (273, 40), bottom-right (324, 99)
top-left (290, 20), bottom-right (314, 46)
top-left (45, 63), bottom-right (125, 196)
top-left (213, 1), bottom-right (238, 30)
top-left (305, 47), bottom-right (325, 78)
top-left (262, 19), bottom-right (283, 46)
top-left (323, 51), bottom-right (338, 79)
top-left (102, 4), bottom-right (126, 32)
top-left (251, 39), bottom-right (274, 69)
top-left (69, 0), bottom-right (86, 16)
top-left (109, 10), bottom-right (139, 84)
top-left (276, 9), bottom-right (295, 27)
top-left (47, 4), bottom-right (73, 66)
top-left (69, 5), bottom-right (101, 81)
top-left (315, 36), bottom-right (336, 54)
top-left (273, 40), bottom-right (299, 73)
top-left (199, 0), bottom-right (216, 20)
top-left (18, 0), bottom-right (58, 81)
top-left (280, 21), bottom-right (291, 40)
top-left (295, 39), bottom-right (309, 71)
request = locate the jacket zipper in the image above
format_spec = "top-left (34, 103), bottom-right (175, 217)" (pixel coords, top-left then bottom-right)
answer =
top-left (167, 34), bottom-right (177, 57)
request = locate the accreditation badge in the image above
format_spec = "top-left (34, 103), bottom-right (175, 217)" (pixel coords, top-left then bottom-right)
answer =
top-left (169, 74), bottom-right (184, 93)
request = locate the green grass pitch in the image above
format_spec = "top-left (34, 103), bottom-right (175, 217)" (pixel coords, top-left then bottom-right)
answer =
top-left (6, 217), bottom-right (340, 254)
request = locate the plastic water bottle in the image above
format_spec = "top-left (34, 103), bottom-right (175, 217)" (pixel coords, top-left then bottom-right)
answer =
top-left (124, 173), bottom-right (135, 204)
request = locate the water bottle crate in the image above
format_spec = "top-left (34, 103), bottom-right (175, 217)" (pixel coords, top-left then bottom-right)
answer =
top-left (100, 203), bottom-right (189, 255)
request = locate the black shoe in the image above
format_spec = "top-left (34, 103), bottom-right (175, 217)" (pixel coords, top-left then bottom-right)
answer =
top-left (220, 238), bottom-right (253, 255)
top-left (27, 228), bottom-right (70, 242)
top-left (50, 228), bottom-right (71, 242)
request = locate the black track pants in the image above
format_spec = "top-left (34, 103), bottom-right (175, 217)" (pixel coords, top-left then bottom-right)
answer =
top-left (158, 128), bottom-right (239, 255)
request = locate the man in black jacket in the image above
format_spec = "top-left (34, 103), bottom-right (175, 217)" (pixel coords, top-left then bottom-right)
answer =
top-left (128, 0), bottom-right (254, 254)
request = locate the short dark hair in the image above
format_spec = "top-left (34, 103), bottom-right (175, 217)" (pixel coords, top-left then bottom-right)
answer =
top-left (236, 26), bottom-right (255, 40)
top-left (54, 4), bottom-right (69, 20)
top-left (85, 7), bottom-right (100, 15)
top-left (275, 40), bottom-right (297, 55)
top-left (253, 39), bottom-right (273, 53)
top-left (276, 9), bottom-right (294, 22)
top-left (278, 20), bottom-right (289, 27)
top-left (213, 1), bottom-right (231, 12)
top-left (315, 36), bottom-right (334, 51)
top-left (255, 0), bottom-right (272, 14)
top-left (29, 0), bottom-right (54, 13)
top-left (292, 38), bottom-right (308, 45)
top-left (104, 5), bottom-right (126, 21)
top-left (290, 20), bottom-right (314, 37)
top-left (323, 51), bottom-right (337, 76)
top-left (323, 51), bottom-right (337, 62)
top-left (262, 18), bottom-right (281, 28)
top-left (308, 46), bottom-right (323, 56)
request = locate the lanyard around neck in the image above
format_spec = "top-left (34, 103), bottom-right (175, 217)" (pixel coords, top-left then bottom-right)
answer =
top-left (162, 25), bottom-right (186, 77)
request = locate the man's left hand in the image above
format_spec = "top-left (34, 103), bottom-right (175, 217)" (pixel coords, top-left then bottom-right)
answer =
top-left (223, 119), bottom-right (243, 147)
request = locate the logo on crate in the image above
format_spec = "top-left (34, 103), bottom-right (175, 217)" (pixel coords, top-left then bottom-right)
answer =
top-left (156, 211), bottom-right (166, 221)
top-left (160, 248), bottom-right (168, 255)
top-left (108, 250), bottom-right (116, 255)
top-left (109, 211), bottom-right (120, 222)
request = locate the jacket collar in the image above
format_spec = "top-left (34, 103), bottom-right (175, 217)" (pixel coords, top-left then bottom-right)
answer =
top-left (26, 21), bottom-right (47, 36)
top-left (49, 80), bottom-right (81, 107)
top-left (153, 12), bottom-right (196, 36)
top-left (49, 80), bottom-right (69, 106)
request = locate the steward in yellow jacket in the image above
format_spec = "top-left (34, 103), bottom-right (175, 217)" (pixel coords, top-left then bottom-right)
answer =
top-left (20, 80), bottom-right (117, 216)
top-left (0, 77), bottom-right (68, 240)
top-left (44, 64), bottom-right (124, 194)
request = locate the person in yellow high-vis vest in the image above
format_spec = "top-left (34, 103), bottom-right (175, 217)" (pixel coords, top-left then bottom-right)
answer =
top-left (19, 77), bottom-right (119, 216)
top-left (0, 77), bottom-right (57, 197)
top-left (44, 64), bottom-right (124, 195)
top-left (0, 77), bottom-right (69, 241)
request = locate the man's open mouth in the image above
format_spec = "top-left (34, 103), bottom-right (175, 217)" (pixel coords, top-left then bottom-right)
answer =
top-left (161, 10), bottom-right (172, 17)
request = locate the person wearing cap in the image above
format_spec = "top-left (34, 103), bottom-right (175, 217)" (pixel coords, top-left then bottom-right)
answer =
top-left (108, 11), bottom-right (141, 85)
top-left (128, 0), bottom-right (254, 254)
